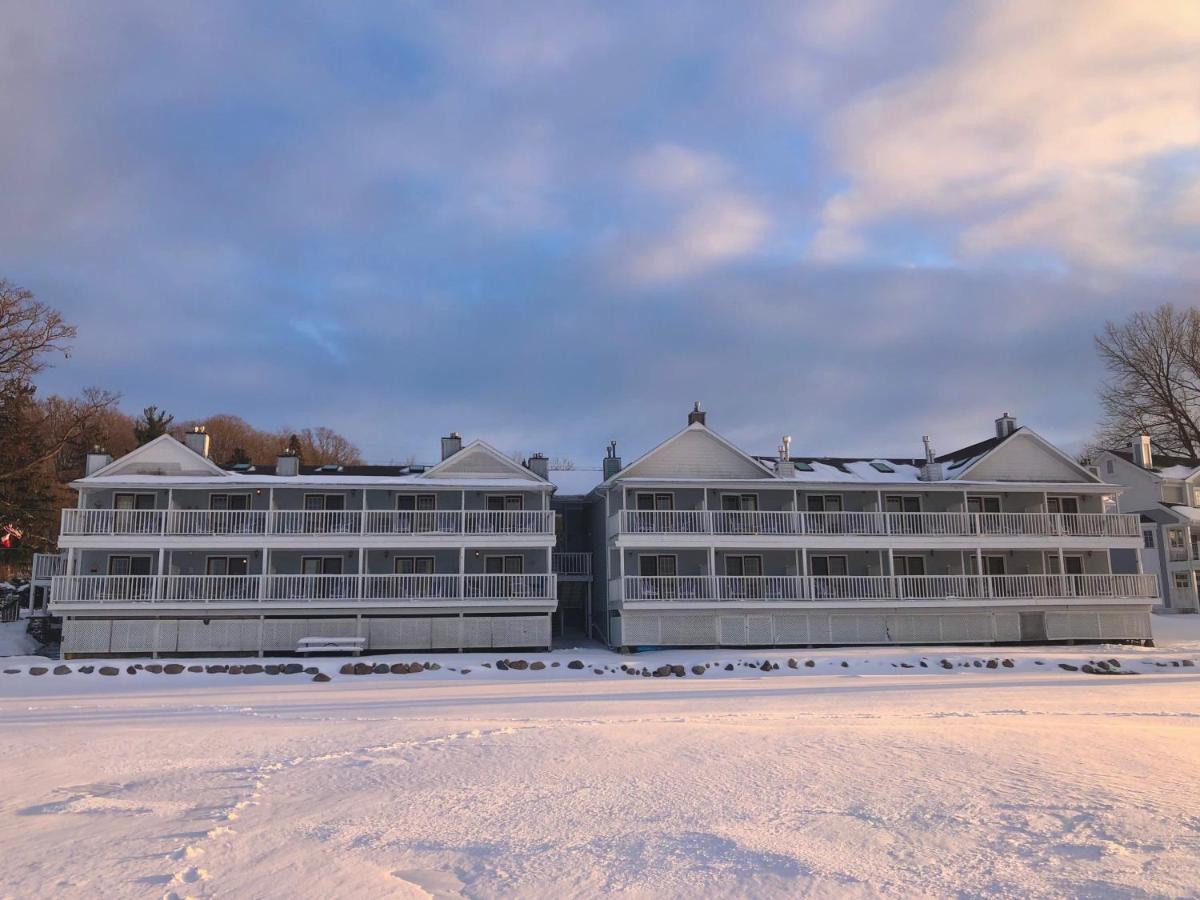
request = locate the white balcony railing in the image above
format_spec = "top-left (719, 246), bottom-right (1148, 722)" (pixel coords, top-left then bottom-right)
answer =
top-left (618, 510), bottom-right (1140, 539)
top-left (32, 553), bottom-right (66, 582)
top-left (60, 508), bottom-right (556, 538)
top-left (552, 552), bottom-right (592, 577)
top-left (50, 573), bottom-right (557, 606)
top-left (621, 573), bottom-right (1159, 603)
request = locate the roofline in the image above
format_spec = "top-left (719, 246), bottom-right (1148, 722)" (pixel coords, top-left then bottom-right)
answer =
top-left (600, 422), bottom-right (777, 488)
top-left (86, 433), bottom-right (229, 480)
top-left (420, 438), bottom-right (549, 482)
top-left (952, 426), bottom-right (1099, 484)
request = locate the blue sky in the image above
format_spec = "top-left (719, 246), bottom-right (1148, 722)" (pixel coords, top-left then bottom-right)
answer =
top-left (2, 1), bottom-right (1198, 465)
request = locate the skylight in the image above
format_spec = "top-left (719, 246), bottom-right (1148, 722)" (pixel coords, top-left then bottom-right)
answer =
top-left (870, 461), bottom-right (895, 473)
top-left (794, 461), bottom-right (814, 472)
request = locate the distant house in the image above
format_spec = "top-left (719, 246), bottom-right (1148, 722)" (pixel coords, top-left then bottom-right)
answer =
top-left (1094, 438), bottom-right (1200, 614)
top-left (48, 408), bottom-right (1157, 657)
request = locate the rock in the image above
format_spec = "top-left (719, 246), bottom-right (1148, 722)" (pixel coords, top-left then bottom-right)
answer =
top-left (840, 661), bottom-right (848, 668)
top-left (482, 662), bottom-right (492, 668)
top-left (530, 661), bottom-right (546, 670)
top-left (312, 673), bottom-right (332, 683)
top-left (163, 663), bottom-right (184, 675)
top-left (508, 660), bottom-right (529, 671)
top-left (242, 664), bottom-right (264, 675)
top-left (145, 664), bottom-right (163, 674)
top-left (228, 665), bottom-right (243, 675)
top-left (940, 660), bottom-right (953, 669)
top-left (127, 666), bottom-right (138, 675)
top-left (427, 662), bottom-right (441, 670)
top-left (1002, 659), bottom-right (1014, 668)
top-left (759, 661), bottom-right (771, 672)
top-left (900, 662), bottom-right (913, 669)
top-left (304, 667), bottom-right (318, 675)
top-left (787, 658), bottom-right (799, 669)
top-left (206, 665), bottom-right (227, 674)
top-left (724, 663), bottom-right (734, 671)
top-left (460, 668), bottom-right (471, 674)
top-left (390, 663), bottom-right (409, 674)
top-left (1095, 660), bottom-right (1112, 672)
top-left (919, 661), bottom-right (928, 668)
top-left (972, 660), bottom-right (983, 668)
top-left (79, 665), bottom-right (94, 674)
top-left (1171, 660), bottom-right (1182, 667)
top-left (804, 660), bottom-right (815, 668)
top-left (99, 666), bottom-right (119, 676)
top-left (1183, 659), bottom-right (1196, 667)
top-left (4, 668), bottom-right (19, 674)
top-left (1107, 659), bottom-right (1121, 668)
top-left (671, 664), bottom-right (686, 677)
top-left (1058, 663), bottom-right (1079, 671)
top-left (283, 664), bottom-right (303, 675)
top-left (187, 665), bottom-right (203, 673)
top-left (265, 665), bottom-right (281, 675)
top-left (653, 665), bottom-right (672, 677)
top-left (641, 669), bottom-right (650, 677)
top-left (567, 660), bottom-right (585, 670)
top-left (691, 665), bottom-right (706, 676)
top-left (551, 661), bottom-right (560, 667)
top-left (339, 663), bottom-right (355, 675)
top-left (29, 667), bottom-right (48, 676)
top-left (1082, 664), bottom-right (1097, 674)
top-left (53, 665), bottom-right (71, 675)
top-left (985, 659), bottom-right (998, 669)
top-left (352, 663), bottom-right (372, 675)
top-left (496, 659), bottom-right (510, 671)
top-left (372, 663), bottom-right (389, 674)
top-left (593, 668), bottom-right (604, 675)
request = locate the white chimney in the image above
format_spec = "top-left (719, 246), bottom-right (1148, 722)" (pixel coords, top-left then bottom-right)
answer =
top-left (1132, 433), bottom-right (1153, 469)
top-left (183, 426), bottom-right (211, 459)
top-left (776, 436), bottom-right (795, 477)
top-left (602, 441), bottom-right (622, 480)
top-left (85, 446), bottom-right (113, 476)
top-left (527, 453), bottom-right (549, 479)
top-left (918, 435), bottom-right (945, 481)
top-left (276, 450), bottom-right (300, 478)
top-left (994, 412), bottom-right (1017, 439)
top-left (441, 432), bottom-right (463, 461)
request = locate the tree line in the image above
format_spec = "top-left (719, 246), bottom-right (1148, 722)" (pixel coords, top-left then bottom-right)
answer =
top-left (0, 280), bottom-right (361, 568)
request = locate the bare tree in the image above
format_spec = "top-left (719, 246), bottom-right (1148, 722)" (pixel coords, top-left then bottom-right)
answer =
top-left (0, 280), bottom-right (76, 383)
top-left (549, 456), bottom-right (576, 470)
top-left (291, 427), bottom-right (363, 466)
top-left (1095, 305), bottom-right (1200, 457)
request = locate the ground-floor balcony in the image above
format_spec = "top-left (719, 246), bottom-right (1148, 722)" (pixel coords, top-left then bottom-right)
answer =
top-left (51, 574), bottom-right (557, 608)
top-left (552, 552), bottom-right (592, 579)
top-left (614, 510), bottom-right (1140, 541)
top-left (619, 574), bottom-right (1159, 605)
top-left (32, 552), bottom-right (65, 583)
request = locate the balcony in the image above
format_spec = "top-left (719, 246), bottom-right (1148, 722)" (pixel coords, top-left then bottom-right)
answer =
top-left (615, 510), bottom-right (1140, 540)
top-left (50, 574), bottom-right (557, 607)
top-left (59, 508), bottom-right (556, 539)
top-left (620, 573), bottom-right (1159, 604)
top-left (552, 552), bottom-right (592, 578)
top-left (32, 552), bottom-right (66, 582)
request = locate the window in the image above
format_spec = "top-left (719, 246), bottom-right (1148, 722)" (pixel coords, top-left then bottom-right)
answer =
top-left (635, 492), bottom-right (674, 511)
top-left (209, 494), bottom-right (250, 511)
top-left (1144, 530), bottom-right (1156, 549)
top-left (394, 556), bottom-right (434, 575)
top-left (870, 461), bottom-right (895, 473)
top-left (1105, 459), bottom-right (1114, 474)
top-left (720, 494), bottom-right (759, 511)
top-left (1046, 555), bottom-right (1084, 575)
top-left (304, 494), bottom-right (346, 511)
top-left (1173, 572), bottom-right (1191, 589)
top-left (107, 555), bottom-right (153, 576)
top-left (806, 495), bottom-right (843, 512)
top-left (301, 556), bottom-right (343, 575)
top-left (967, 495), bottom-right (1002, 514)
top-left (809, 555), bottom-right (848, 577)
top-left (484, 555), bottom-right (524, 574)
top-left (114, 493), bottom-right (155, 511)
top-left (1192, 489), bottom-right (1200, 507)
top-left (1046, 496), bottom-right (1079, 515)
top-left (206, 556), bottom-right (249, 576)
top-left (724, 555), bottom-right (763, 577)
top-left (1169, 529), bottom-right (1186, 551)
top-left (637, 554), bottom-right (677, 577)
top-left (884, 495), bottom-right (921, 514)
top-left (969, 555), bottom-right (1007, 576)
top-left (893, 556), bottom-right (926, 577)
top-left (485, 495), bottom-right (523, 511)
top-left (396, 494), bottom-right (436, 511)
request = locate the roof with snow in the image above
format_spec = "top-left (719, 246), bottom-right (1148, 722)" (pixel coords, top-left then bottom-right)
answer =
top-left (1108, 449), bottom-right (1200, 480)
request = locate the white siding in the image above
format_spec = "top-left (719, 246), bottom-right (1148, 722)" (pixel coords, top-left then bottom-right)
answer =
top-left (621, 429), bottom-right (771, 480)
top-left (100, 438), bottom-right (223, 477)
top-left (431, 445), bottom-right (537, 479)
top-left (963, 434), bottom-right (1089, 483)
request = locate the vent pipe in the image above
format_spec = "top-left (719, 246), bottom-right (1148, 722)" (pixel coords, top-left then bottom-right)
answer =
top-left (918, 435), bottom-right (944, 481)
top-left (776, 436), bottom-right (795, 478)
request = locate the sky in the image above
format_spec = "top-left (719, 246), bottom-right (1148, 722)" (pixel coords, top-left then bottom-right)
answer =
top-left (2, 1), bottom-right (1198, 466)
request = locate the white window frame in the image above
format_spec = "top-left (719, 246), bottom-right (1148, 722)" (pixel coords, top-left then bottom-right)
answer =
top-left (805, 494), bottom-right (844, 513)
top-left (113, 492), bottom-right (156, 510)
top-left (303, 493), bottom-right (347, 511)
top-left (205, 555), bottom-right (250, 576)
top-left (966, 494), bottom-right (1003, 514)
top-left (394, 556), bottom-right (436, 575)
top-left (884, 494), bottom-right (922, 514)
top-left (808, 554), bottom-right (848, 576)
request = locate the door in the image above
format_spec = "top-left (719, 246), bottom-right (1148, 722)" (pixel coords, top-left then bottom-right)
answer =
top-left (107, 555), bottom-right (153, 599)
top-left (206, 556), bottom-right (249, 575)
top-left (113, 493), bottom-right (155, 533)
top-left (893, 556), bottom-right (926, 577)
top-left (637, 554), bottom-right (677, 598)
top-left (1047, 554), bottom-right (1086, 596)
top-left (1047, 496), bottom-right (1080, 534)
top-left (724, 555), bottom-right (763, 598)
top-left (806, 495), bottom-right (843, 532)
top-left (206, 557), bottom-right (251, 599)
top-left (633, 492), bottom-right (674, 531)
top-left (720, 494), bottom-right (759, 533)
top-left (885, 495), bottom-right (922, 534)
top-left (809, 555), bottom-right (847, 598)
top-left (108, 555), bottom-right (153, 576)
top-left (396, 557), bottom-right (436, 597)
top-left (967, 495), bottom-right (1003, 534)
top-left (975, 555), bottom-right (1009, 596)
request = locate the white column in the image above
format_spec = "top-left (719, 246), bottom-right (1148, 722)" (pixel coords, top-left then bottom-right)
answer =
top-left (358, 546), bottom-right (365, 599)
top-left (459, 546), bottom-right (465, 599)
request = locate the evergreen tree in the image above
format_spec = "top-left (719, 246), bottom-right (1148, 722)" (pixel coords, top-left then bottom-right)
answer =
top-left (133, 405), bottom-right (174, 445)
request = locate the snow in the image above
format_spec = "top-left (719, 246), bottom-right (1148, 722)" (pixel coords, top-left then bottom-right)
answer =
top-left (1156, 465), bottom-right (1200, 480)
top-left (0, 617), bottom-right (38, 657)
top-left (1, 618), bottom-right (1199, 897)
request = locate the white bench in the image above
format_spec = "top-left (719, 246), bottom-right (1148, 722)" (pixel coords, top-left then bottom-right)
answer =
top-left (297, 636), bottom-right (366, 655)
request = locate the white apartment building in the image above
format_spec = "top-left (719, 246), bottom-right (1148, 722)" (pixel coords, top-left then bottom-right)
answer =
top-left (51, 431), bottom-right (561, 657)
top-left (46, 407), bottom-right (1160, 656)
top-left (589, 408), bottom-right (1157, 649)
top-left (1095, 437), bottom-right (1200, 613)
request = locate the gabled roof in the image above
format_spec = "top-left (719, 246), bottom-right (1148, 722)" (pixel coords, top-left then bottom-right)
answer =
top-left (949, 426), bottom-right (1099, 483)
top-left (1105, 449), bottom-right (1200, 480)
top-left (605, 422), bottom-right (778, 485)
top-left (89, 434), bottom-right (228, 479)
top-left (420, 439), bottom-right (547, 482)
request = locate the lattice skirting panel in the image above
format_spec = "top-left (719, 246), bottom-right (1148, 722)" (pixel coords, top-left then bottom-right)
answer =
top-left (62, 613), bottom-right (552, 656)
top-left (613, 606), bottom-right (1152, 648)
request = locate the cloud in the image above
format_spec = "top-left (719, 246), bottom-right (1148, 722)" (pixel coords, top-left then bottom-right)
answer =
top-left (625, 193), bottom-right (770, 284)
top-left (812, 0), bottom-right (1200, 271)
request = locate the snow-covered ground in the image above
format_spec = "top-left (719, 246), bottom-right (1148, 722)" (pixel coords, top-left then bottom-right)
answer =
top-left (1, 615), bottom-right (1198, 898)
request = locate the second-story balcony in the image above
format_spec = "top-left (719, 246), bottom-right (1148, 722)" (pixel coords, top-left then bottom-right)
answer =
top-left (614, 510), bottom-right (1140, 541)
top-left (50, 573), bottom-right (557, 607)
top-left (551, 552), bottom-right (592, 579)
top-left (59, 508), bottom-right (556, 540)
